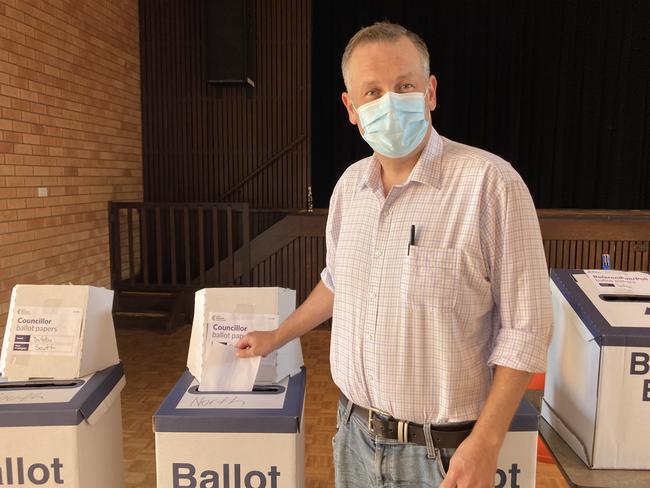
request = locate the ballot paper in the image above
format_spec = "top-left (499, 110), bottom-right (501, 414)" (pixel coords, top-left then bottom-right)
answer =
top-left (584, 269), bottom-right (650, 294)
top-left (198, 341), bottom-right (261, 392)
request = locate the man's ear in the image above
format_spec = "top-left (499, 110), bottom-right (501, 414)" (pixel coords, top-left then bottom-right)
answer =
top-left (341, 92), bottom-right (359, 126)
top-left (426, 75), bottom-right (437, 112)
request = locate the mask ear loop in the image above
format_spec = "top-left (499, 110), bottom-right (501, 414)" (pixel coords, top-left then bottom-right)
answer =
top-left (350, 101), bottom-right (365, 131)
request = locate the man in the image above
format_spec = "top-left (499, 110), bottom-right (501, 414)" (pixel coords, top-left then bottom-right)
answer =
top-left (237, 21), bottom-right (552, 488)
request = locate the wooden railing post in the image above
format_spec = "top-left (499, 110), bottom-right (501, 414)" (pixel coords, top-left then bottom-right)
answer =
top-left (155, 207), bottom-right (162, 285)
top-left (108, 202), bottom-right (121, 289)
top-left (141, 207), bottom-right (149, 285)
top-left (241, 204), bottom-right (251, 285)
top-left (183, 207), bottom-right (191, 285)
top-left (211, 208), bottom-right (220, 285)
top-left (127, 207), bottom-right (135, 285)
top-left (169, 207), bottom-right (177, 286)
top-left (227, 206), bottom-right (234, 284)
top-left (198, 207), bottom-right (205, 286)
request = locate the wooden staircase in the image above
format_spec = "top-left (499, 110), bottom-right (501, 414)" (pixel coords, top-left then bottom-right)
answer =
top-left (110, 211), bottom-right (325, 333)
top-left (112, 289), bottom-right (192, 333)
top-left (108, 203), bottom-right (293, 332)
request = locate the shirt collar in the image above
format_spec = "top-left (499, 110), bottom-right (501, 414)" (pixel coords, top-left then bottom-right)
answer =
top-left (357, 127), bottom-right (444, 192)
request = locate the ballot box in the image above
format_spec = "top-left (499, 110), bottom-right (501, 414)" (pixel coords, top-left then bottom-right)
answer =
top-left (0, 363), bottom-right (125, 487)
top-left (542, 268), bottom-right (650, 469)
top-left (495, 396), bottom-right (538, 488)
top-left (154, 368), bottom-right (306, 488)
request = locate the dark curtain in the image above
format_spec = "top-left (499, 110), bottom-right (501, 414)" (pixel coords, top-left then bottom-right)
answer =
top-left (311, 0), bottom-right (650, 209)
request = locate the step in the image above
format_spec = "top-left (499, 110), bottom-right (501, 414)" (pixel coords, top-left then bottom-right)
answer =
top-left (114, 290), bottom-right (179, 313)
top-left (113, 311), bottom-right (172, 330)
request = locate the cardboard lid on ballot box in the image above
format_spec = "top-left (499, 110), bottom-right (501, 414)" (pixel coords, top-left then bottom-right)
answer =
top-left (551, 269), bottom-right (650, 346)
top-left (0, 363), bottom-right (124, 427)
top-left (187, 287), bottom-right (304, 386)
top-left (0, 285), bottom-right (120, 381)
top-left (508, 395), bottom-right (538, 432)
top-left (153, 368), bottom-right (305, 434)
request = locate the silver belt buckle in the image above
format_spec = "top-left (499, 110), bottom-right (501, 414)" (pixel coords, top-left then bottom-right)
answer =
top-left (367, 407), bottom-right (409, 443)
top-left (367, 407), bottom-right (390, 433)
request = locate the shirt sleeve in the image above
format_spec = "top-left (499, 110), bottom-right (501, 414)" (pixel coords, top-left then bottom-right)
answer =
top-left (320, 178), bottom-right (345, 293)
top-left (483, 179), bottom-right (553, 373)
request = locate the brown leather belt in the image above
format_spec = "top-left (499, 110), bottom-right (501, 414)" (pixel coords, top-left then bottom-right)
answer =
top-left (341, 394), bottom-right (475, 449)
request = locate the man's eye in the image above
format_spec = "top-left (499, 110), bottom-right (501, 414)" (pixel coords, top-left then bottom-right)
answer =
top-left (364, 90), bottom-right (377, 97)
top-left (400, 83), bottom-right (415, 90)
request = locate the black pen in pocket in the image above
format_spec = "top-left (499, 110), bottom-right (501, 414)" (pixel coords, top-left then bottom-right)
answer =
top-left (408, 224), bottom-right (415, 255)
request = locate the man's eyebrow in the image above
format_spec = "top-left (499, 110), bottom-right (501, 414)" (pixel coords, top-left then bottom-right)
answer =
top-left (360, 80), bottom-right (380, 88)
top-left (358, 73), bottom-right (419, 90)
top-left (396, 72), bottom-right (417, 80)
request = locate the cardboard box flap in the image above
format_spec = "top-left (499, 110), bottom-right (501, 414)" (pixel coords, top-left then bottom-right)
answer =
top-left (86, 375), bottom-right (126, 425)
top-left (78, 285), bottom-right (120, 377)
top-left (154, 368), bottom-right (305, 434)
top-left (508, 396), bottom-right (538, 432)
top-left (187, 289), bottom-right (206, 380)
top-left (76, 362), bottom-right (125, 421)
top-left (551, 269), bottom-right (650, 346)
top-left (541, 396), bottom-right (593, 467)
top-left (0, 363), bottom-right (124, 427)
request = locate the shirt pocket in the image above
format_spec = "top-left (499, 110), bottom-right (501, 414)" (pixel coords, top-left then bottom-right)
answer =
top-left (400, 246), bottom-right (460, 309)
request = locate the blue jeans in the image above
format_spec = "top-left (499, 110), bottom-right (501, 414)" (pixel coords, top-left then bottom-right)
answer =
top-left (332, 399), bottom-right (457, 487)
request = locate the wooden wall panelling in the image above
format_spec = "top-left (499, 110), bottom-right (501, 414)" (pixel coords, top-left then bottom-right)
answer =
top-left (542, 240), bottom-right (650, 272)
top-left (139, 0), bottom-right (311, 208)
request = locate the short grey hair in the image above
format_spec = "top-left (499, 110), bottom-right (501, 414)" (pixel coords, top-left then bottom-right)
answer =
top-left (341, 21), bottom-right (430, 90)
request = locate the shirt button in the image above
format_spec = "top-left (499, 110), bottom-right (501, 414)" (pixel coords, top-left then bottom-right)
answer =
top-left (367, 334), bottom-right (373, 341)
top-left (375, 250), bottom-right (382, 257)
top-left (368, 374), bottom-right (374, 381)
top-left (368, 291), bottom-right (376, 299)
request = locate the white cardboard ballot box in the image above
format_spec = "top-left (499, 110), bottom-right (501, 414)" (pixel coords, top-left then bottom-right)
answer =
top-left (495, 397), bottom-right (538, 488)
top-left (542, 268), bottom-right (650, 469)
top-left (188, 287), bottom-right (303, 385)
top-left (154, 368), bottom-right (306, 488)
top-left (0, 285), bottom-right (120, 381)
top-left (0, 363), bottom-right (125, 487)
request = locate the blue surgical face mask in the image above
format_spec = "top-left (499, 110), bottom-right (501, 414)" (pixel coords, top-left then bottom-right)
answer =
top-left (354, 90), bottom-right (429, 158)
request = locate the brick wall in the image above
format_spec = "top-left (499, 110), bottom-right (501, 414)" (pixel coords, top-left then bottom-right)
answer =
top-left (0, 0), bottom-right (142, 333)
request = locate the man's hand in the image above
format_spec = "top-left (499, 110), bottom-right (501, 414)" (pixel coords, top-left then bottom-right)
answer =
top-left (235, 330), bottom-right (279, 358)
top-left (439, 432), bottom-right (499, 488)
top-left (440, 365), bottom-right (533, 487)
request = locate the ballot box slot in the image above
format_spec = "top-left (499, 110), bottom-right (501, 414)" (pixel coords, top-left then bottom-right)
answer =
top-left (599, 294), bottom-right (650, 303)
top-left (0, 379), bottom-right (84, 390)
top-left (187, 384), bottom-right (286, 395)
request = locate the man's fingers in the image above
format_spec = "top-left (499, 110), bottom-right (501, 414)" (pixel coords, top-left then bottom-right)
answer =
top-left (234, 333), bottom-right (267, 357)
top-left (439, 465), bottom-right (458, 488)
top-left (235, 334), bottom-right (251, 349)
top-left (234, 331), bottom-right (275, 358)
top-left (235, 347), bottom-right (256, 358)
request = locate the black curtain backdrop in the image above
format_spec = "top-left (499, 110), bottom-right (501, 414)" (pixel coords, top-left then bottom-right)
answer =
top-left (311, 0), bottom-right (650, 209)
